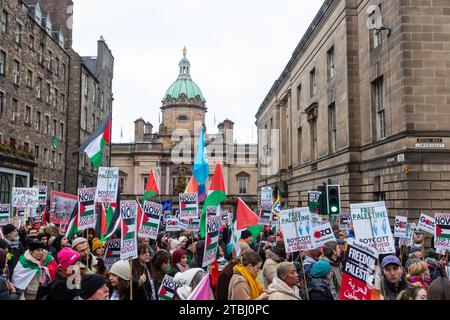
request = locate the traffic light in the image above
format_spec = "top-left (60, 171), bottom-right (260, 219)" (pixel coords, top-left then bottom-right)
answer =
top-left (326, 185), bottom-right (341, 215)
top-left (317, 186), bottom-right (327, 215)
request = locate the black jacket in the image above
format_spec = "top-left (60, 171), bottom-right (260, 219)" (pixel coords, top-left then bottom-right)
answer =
top-left (46, 272), bottom-right (80, 300)
top-left (0, 278), bottom-right (18, 300)
top-left (380, 276), bottom-right (408, 300)
top-left (7, 243), bottom-right (24, 280)
top-left (307, 278), bottom-right (334, 300)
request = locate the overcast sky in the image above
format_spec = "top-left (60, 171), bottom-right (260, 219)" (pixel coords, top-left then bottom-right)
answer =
top-left (72, 0), bottom-right (324, 144)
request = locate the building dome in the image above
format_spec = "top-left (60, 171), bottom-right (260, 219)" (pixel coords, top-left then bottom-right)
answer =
top-left (162, 47), bottom-right (206, 107)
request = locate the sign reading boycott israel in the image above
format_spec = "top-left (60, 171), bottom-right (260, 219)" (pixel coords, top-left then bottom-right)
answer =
top-left (435, 213), bottom-right (450, 250)
top-left (350, 202), bottom-right (395, 254)
top-left (280, 207), bottom-right (314, 253)
top-left (120, 200), bottom-right (138, 260)
top-left (95, 167), bottom-right (119, 203)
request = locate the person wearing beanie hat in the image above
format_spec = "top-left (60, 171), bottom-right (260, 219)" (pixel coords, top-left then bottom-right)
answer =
top-left (173, 268), bottom-right (207, 300)
top-left (2, 224), bottom-right (17, 238)
top-left (80, 274), bottom-right (109, 300)
top-left (108, 260), bottom-right (132, 300)
top-left (262, 240), bottom-right (286, 289)
top-left (2, 224), bottom-right (24, 275)
top-left (307, 260), bottom-right (334, 300)
top-left (71, 237), bottom-right (105, 277)
top-left (46, 248), bottom-right (81, 300)
top-left (169, 239), bottom-right (181, 255)
top-left (322, 241), bottom-right (343, 299)
top-left (91, 238), bottom-right (105, 258)
top-left (240, 230), bottom-right (253, 245)
top-left (179, 236), bottom-right (188, 249)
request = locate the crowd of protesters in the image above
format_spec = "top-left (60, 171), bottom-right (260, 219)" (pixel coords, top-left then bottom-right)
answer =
top-left (1, 221), bottom-right (450, 300)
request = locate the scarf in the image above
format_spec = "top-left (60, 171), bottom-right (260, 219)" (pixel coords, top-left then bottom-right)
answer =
top-left (177, 263), bottom-right (189, 273)
top-left (233, 264), bottom-right (263, 299)
top-left (5, 238), bottom-right (20, 249)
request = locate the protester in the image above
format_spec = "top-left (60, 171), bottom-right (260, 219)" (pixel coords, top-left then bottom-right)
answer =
top-left (425, 249), bottom-right (446, 280)
top-left (438, 254), bottom-right (450, 278)
top-left (2, 224), bottom-right (25, 276)
top-left (396, 283), bottom-right (427, 300)
top-left (173, 268), bottom-right (207, 300)
top-left (91, 238), bottom-right (108, 275)
top-left (322, 241), bottom-right (343, 299)
top-left (169, 238), bottom-right (181, 255)
top-left (109, 260), bottom-right (136, 300)
top-left (302, 248), bottom-right (322, 275)
top-left (71, 237), bottom-right (105, 276)
top-left (79, 274), bottom-right (109, 300)
top-left (0, 248), bottom-right (17, 300)
top-left (427, 277), bottom-right (450, 300)
top-left (189, 240), bottom-right (205, 269)
top-left (37, 233), bottom-right (50, 250)
top-left (262, 240), bottom-right (286, 288)
top-left (151, 249), bottom-right (170, 289)
top-left (131, 243), bottom-right (157, 300)
top-left (12, 239), bottom-right (57, 300)
top-left (307, 260), bottom-right (334, 300)
top-left (49, 235), bottom-right (69, 264)
top-left (406, 260), bottom-right (432, 288)
top-left (380, 255), bottom-right (408, 300)
top-left (156, 233), bottom-right (170, 251)
top-left (267, 262), bottom-right (301, 300)
top-left (46, 248), bottom-right (81, 300)
top-left (239, 230), bottom-right (253, 246)
top-left (179, 236), bottom-right (188, 250)
top-left (228, 250), bottom-right (266, 300)
top-left (170, 249), bottom-right (189, 276)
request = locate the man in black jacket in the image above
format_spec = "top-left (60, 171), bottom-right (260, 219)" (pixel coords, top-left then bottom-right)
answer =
top-left (2, 224), bottom-right (24, 279)
top-left (380, 255), bottom-right (407, 300)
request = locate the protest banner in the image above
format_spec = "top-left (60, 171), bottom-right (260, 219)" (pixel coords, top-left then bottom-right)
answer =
top-left (178, 218), bottom-right (189, 230)
top-left (95, 167), bottom-right (119, 203)
top-left (104, 239), bottom-right (121, 269)
top-left (158, 275), bottom-right (182, 300)
top-left (166, 218), bottom-right (181, 232)
top-left (120, 200), bottom-right (138, 260)
top-left (35, 186), bottom-right (48, 206)
top-left (138, 201), bottom-right (162, 240)
top-left (12, 188), bottom-right (39, 208)
top-left (339, 212), bottom-right (352, 232)
top-left (0, 204), bottom-right (10, 226)
top-left (258, 201), bottom-right (272, 226)
top-left (202, 206), bottom-right (221, 267)
top-left (399, 223), bottom-right (415, 247)
top-left (187, 219), bottom-right (200, 233)
top-left (77, 187), bottom-right (96, 231)
top-left (308, 191), bottom-right (321, 214)
top-left (280, 208), bottom-right (314, 253)
top-left (260, 187), bottom-right (273, 203)
top-left (350, 202), bottom-right (395, 254)
top-left (394, 216), bottom-right (408, 238)
top-left (179, 192), bottom-right (198, 219)
top-left (50, 191), bottom-right (77, 224)
top-left (435, 213), bottom-right (450, 251)
top-left (339, 238), bottom-right (378, 301)
top-left (418, 213), bottom-right (435, 235)
top-left (312, 221), bottom-right (335, 249)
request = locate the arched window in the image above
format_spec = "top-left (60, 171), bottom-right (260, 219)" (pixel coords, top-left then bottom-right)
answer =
top-left (15, 176), bottom-right (24, 188)
top-left (0, 175), bottom-right (11, 203)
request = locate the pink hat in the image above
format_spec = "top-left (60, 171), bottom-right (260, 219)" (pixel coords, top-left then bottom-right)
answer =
top-left (57, 247), bottom-right (80, 269)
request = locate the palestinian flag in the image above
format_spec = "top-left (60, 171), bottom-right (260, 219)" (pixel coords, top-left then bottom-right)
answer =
top-left (12, 253), bottom-right (57, 290)
top-left (104, 239), bottom-right (121, 269)
top-left (236, 198), bottom-right (259, 230)
top-left (200, 163), bottom-right (226, 238)
top-left (436, 224), bottom-right (450, 239)
top-left (158, 275), bottom-right (178, 300)
top-left (143, 170), bottom-right (159, 201)
top-left (95, 202), bottom-right (120, 241)
top-left (79, 114), bottom-right (111, 168)
top-left (41, 207), bottom-right (49, 226)
top-left (138, 201), bottom-right (161, 239)
top-left (65, 204), bottom-right (79, 240)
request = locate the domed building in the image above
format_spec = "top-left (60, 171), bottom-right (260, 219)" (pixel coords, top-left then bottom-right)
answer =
top-left (111, 48), bottom-right (258, 212)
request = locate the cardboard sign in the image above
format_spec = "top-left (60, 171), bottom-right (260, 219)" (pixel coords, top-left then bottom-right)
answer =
top-left (394, 216), bottom-right (408, 238)
top-left (179, 193), bottom-right (199, 219)
top-left (138, 201), bottom-right (162, 240)
top-left (0, 204), bottom-right (10, 226)
top-left (202, 207), bottom-right (221, 267)
top-left (158, 275), bottom-right (182, 300)
top-left (187, 219), bottom-right (200, 233)
top-left (350, 202), bottom-right (395, 254)
top-left (308, 191), bottom-right (321, 214)
top-left (261, 187), bottom-right (273, 203)
top-left (259, 201), bottom-right (272, 226)
top-left (104, 239), bottom-right (121, 269)
top-left (166, 218), bottom-right (181, 232)
top-left (399, 223), bottom-right (415, 247)
top-left (339, 238), bottom-right (378, 301)
top-left (50, 191), bottom-right (77, 224)
top-left (35, 186), bottom-right (48, 206)
top-left (78, 188), bottom-right (96, 231)
top-left (312, 221), bottom-right (336, 249)
top-left (418, 213), bottom-right (435, 235)
top-left (435, 213), bottom-right (450, 251)
top-left (12, 188), bottom-right (39, 208)
top-left (120, 200), bottom-right (138, 260)
top-left (280, 208), bottom-right (314, 253)
top-left (95, 167), bottom-right (119, 203)
top-left (178, 218), bottom-right (189, 230)
top-left (339, 212), bottom-right (352, 232)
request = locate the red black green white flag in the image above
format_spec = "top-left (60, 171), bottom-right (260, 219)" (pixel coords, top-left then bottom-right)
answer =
top-left (79, 114), bottom-right (111, 168)
top-left (143, 170), bottom-right (159, 201)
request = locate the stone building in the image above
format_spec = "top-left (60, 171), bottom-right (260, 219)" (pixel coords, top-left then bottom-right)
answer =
top-left (255, 0), bottom-right (450, 234)
top-left (112, 49), bottom-right (258, 211)
top-left (0, 0), bottom-right (69, 202)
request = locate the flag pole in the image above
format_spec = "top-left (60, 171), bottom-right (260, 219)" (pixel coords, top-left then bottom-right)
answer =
top-left (129, 258), bottom-right (133, 300)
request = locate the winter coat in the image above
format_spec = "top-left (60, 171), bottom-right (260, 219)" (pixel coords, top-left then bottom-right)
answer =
top-left (0, 278), bottom-right (17, 300)
top-left (307, 278), bottom-right (334, 300)
top-left (228, 272), bottom-right (252, 300)
top-left (5, 240), bottom-right (24, 279)
top-left (267, 276), bottom-right (301, 300)
top-left (262, 249), bottom-right (283, 288)
top-left (322, 256), bottom-right (343, 299)
top-left (380, 276), bottom-right (408, 300)
top-left (426, 258), bottom-right (447, 280)
top-left (46, 271), bottom-right (80, 300)
top-left (216, 261), bottom-right (236, 300)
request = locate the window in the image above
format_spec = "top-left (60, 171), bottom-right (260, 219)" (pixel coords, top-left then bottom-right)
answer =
top-left (296, 85), bottom-right (301, 110)
top-left (297, 127), bottom-right (302, 164)
top-left (26, 69), bottom-right (33, 88)
top-left (0, 91), bottom-right (4, 115)
top-left (238, 177), bottom-right (248, 194)
top-left (61, 63), bottom-right (66, 81)
top-left (58, 153), bottom-right (62, 166)
top-left (48, 50), bottom-right (53, 71)
top-left (327, 46), bottom-right (335, 80)
top-left (310, 68), bottom-right (317, 97)
top-left (0, 175), bottom-right (10, 204)
top-left (41, 180), bottom-right (47, 187)
top-left (38, 43), bottom-right (44, 64)
top-left (178, 115), bottom-right (188, 122)
top-left (49, 86), bottom-right (54, 106)
top-left (93, 83), bottom-right (97, 103)
top-left (35, 145), bottom-right (39, 159)
top-left (24, 142), bottom-right (29, 153)
top-left (51, 151), bottom-right (55, 168)
top-left (36, 77), bottom-right (42, 99)
top-left (53, 119), bottom-right (57, 136)
top-left (100, 93), bottom-right (104, 111)
top-left (0, 10), bottom-right (7, 34)
top-left (11, 98), bottom-right (18, 122)
top-left (45, 82), bottom-right (50, 103)
top-left (0, 50), bottom-right (5, 75)
top-left (83, 73), bottom-right (88, 96)
top-left (13, 60), bottom-right (20, 85)
top-left (35, 111), bottom-right (41, 131)
top-left (373, 78), bottom-right (386, 139)
top-left (55, 57), bottom-right (59, 75)
top-left (82, 107), bottom-right (87, 130)
top-left (57, 183), bottom-right (61, 191)
top-left (143, 177), bottom-right (148, 191)
top-left (328, 103), bottom-right (337, 154)
top-left (44, 115), bottom-right (50, 134)
top-left (92, 114), bottom-right (95, 131)
top-left (59, 123), bottom-right (64, 139)
top-left (54, 89), bottom-right (58, 108)
top-left (29, 34), bottom-right (35, 50)
top-left (43, 148), bottom-right (48, 165)
top-left (14, 22), bottom-right (22, 44)
top-left (25, 106), bottom-right (31, 124)
top-left (50, 181), bottom-right (54, 191)
top-left (120, 177), bottom-right (125, 194)
top-left (96, 117), bottom-right (99, 129)
top-left (60, 94), bottom-right (65, 112)
top-left (307, 106), bottom-right (318, 161)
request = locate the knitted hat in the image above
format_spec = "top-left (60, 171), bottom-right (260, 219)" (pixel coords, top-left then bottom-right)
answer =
top-left (179, 236), bottom-right (188, 243)
top-left (170, 239), bottom-right (181, 251)
top-left (409, 246), bottom-right (422, 255)
top-left (110, 260), bottom-right (131, 281)
top-left (91, 238), bottom-right (104, 253)
top-left (2, 224), bottom-right (16, 236)
top-left (57, 247), bottom-right (80, 269)
top-left (310, 260), bottom-right (332, 279)
top-left (80, 274), bottom-right (107, 300)
top-left (71, 237), bottom-right (88, 250)
top-left (28, 239), bottom-right (45, 251)
top-left (240, 230), bottom-right (252, 240)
